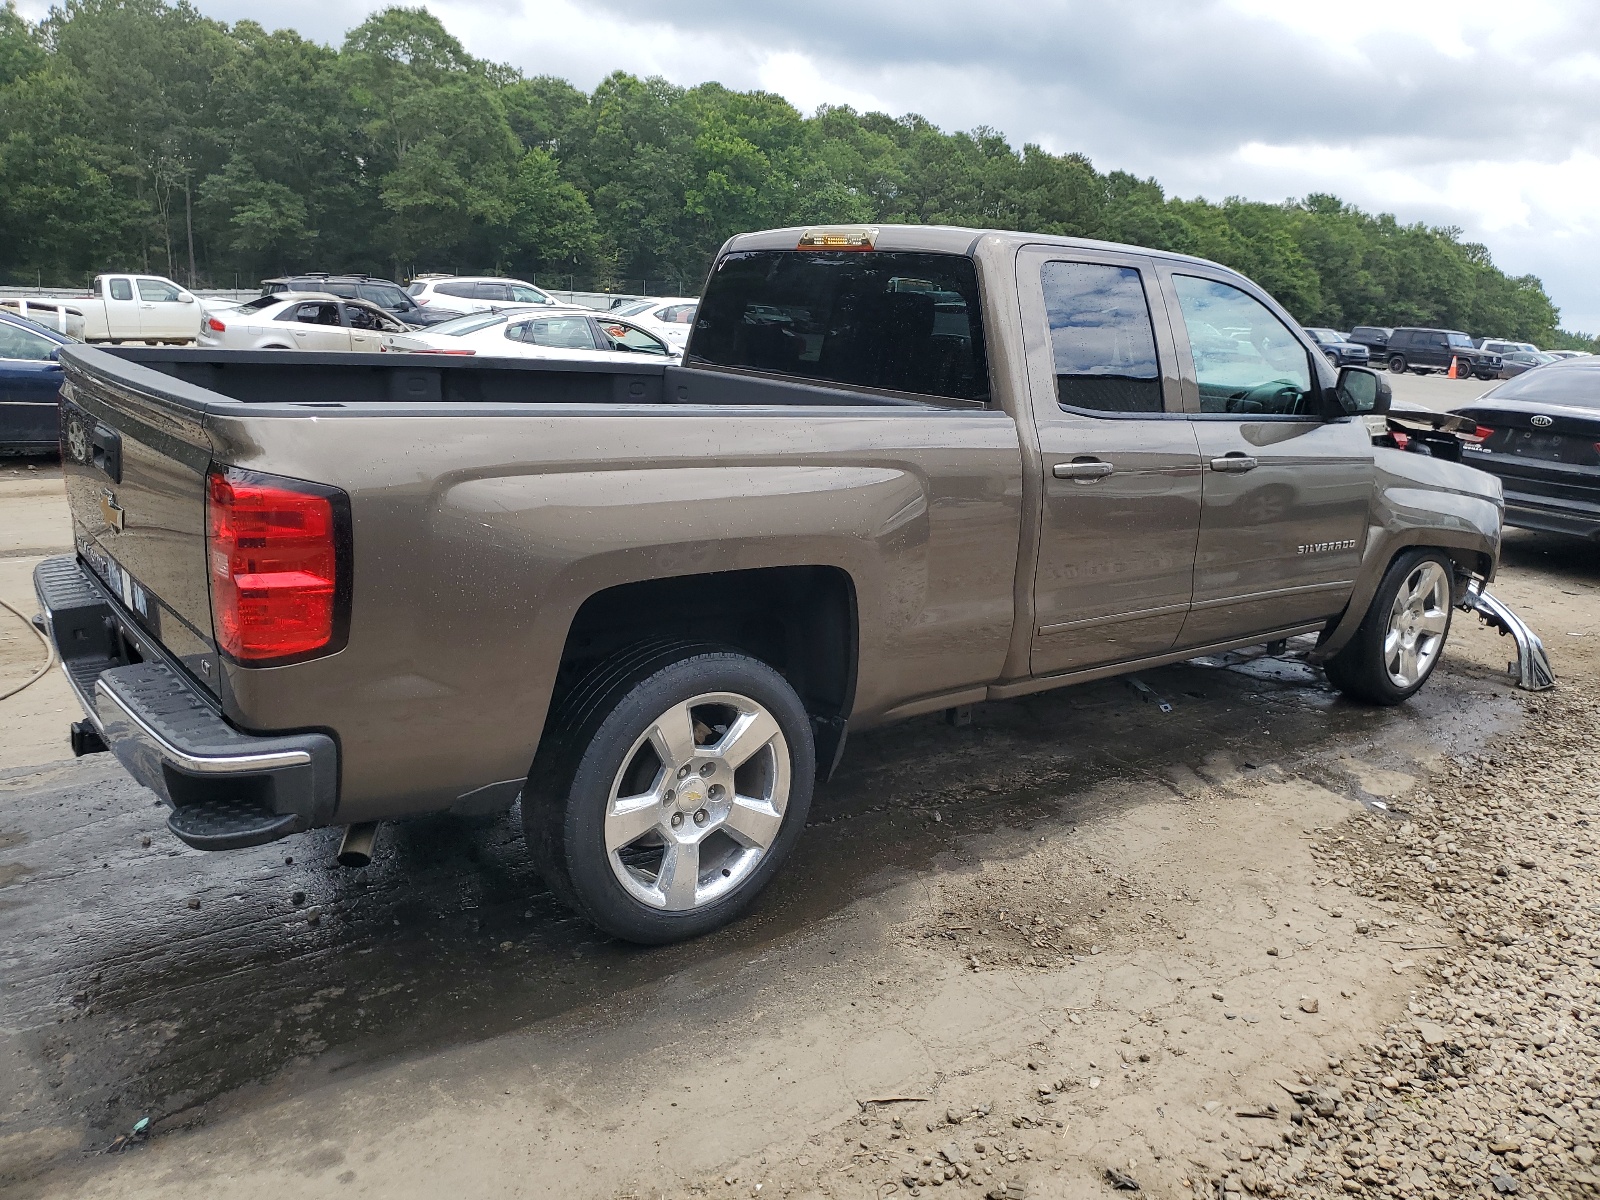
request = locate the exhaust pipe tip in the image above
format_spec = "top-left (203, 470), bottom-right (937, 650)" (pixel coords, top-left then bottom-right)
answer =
top-left (336, 821), bottom-right (380, 868)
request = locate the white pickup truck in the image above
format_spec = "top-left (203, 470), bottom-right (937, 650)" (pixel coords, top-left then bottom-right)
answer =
top-left (0, 274), bottom-right (202, 343)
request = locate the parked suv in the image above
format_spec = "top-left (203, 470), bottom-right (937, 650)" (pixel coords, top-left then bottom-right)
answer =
top-left (1305, 327), bottom-right (1370, 368)
top-left (260, 274), bottom-right (457, 328)
top-left (1348, 326), bottom-right (1392, 356)
top-left (1479, 338), bottom-right (1539, 357)
top-left (1384, 328), bottom-right (1501, 380)
top-left (407, 275), bottom-right (556, 316)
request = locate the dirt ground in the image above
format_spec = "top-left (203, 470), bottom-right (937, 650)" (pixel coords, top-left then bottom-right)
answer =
top-left (0, 458), bottom-right (1596, 1200)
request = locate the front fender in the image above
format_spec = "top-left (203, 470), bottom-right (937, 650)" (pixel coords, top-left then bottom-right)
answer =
top-left (1309, 449), bottom-right (1502, 661)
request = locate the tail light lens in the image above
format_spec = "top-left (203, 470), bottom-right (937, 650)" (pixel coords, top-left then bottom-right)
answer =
top-left (206, 468), bottom-right (350, 665)
top-left (1462, 424), bottom-right (1494, 444)
top-left (414, 348), bottom-right (475, 355)
top-left (206, 316), bottom-right (226, 332)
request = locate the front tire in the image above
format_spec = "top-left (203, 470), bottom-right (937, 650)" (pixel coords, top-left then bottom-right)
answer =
top-left (524, 644), bottom-right (815, 944)
top-left (1322, 550), bottom-right (1454, 705)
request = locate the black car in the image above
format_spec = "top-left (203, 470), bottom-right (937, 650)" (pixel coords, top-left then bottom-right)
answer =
top-left (0, 309), bottom-right (74, 454)
top-left (1348, 325), bottom-right (1392, 356)
top-left (1304, 327), bottom-right (1370, 367)
top-left (1384, 327), bottom-right (1501, 380)
top-left (1453, 358), bottom-right (1600, 540)
top-left (260, 274), bottom-right (457, 328)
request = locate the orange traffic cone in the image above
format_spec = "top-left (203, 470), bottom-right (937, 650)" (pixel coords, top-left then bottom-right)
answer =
top-left (1448, 356), bottom-right (1460, 379)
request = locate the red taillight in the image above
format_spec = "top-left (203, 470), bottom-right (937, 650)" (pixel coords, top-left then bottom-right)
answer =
top-left (414, 348), bottom-right (475, 355)
top-left (206, 316), bottom-right (226, 332)
top-left (206, 469), bottom-right (345, 664)
top-left (1469, 424), bottom-right (1495, 443)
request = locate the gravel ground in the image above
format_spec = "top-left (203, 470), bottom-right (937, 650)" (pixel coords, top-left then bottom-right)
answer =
top-left (1240, 674), bottom-right (1600, 1200)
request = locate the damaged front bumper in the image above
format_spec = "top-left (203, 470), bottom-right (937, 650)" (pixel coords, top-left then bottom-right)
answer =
top-left (1460, 580), bottom-right (1555, 691)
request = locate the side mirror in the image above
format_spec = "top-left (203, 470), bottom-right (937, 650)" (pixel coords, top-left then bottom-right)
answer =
top-left (177, 291), bottom-right (195, 303)
top-left (1335, 366), bottom-right (1391, 417)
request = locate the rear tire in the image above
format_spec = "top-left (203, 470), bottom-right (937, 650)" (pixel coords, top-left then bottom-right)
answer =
top-left (1388, 354), bottom-right (1407, 373)
top-left (1322, 550), bottom-right (1455, 706)
top-left (523, 643), bottom-right (815, 944)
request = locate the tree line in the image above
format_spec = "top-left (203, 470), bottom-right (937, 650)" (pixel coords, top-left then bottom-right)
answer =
top-left (0, 0), bottom-right (1590, 347)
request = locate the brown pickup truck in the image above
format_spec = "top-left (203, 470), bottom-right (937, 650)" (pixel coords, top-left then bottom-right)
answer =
top-left (34, 224), bottom-right (1507, 943)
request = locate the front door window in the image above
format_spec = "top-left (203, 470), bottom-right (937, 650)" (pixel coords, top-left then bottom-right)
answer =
top-left (1172, 276), bottom-right (1315, 416)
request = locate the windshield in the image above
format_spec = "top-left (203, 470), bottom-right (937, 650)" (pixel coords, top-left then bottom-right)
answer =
top-left (234, 295), bottom-right (282, 315)
top-left (1447, 333), bottom-right (1475, 349)
top-left (611, 301), bottom-right (654, 316)
top-left (427, 312), bottom-right (508, 337)
top-left (406, 282), bottom-right (425, 296)
top-left (1488, 365), bottom-right (1600, 408)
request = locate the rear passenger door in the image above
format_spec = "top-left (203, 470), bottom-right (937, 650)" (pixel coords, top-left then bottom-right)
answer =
top-left (1017, 246), bottom-right (1203, 675)
top-left (1157, 267), bottom-right (1372, 646)
top-left (503, 314), bottom-right (603, 358)
top-left (0, 320), bottom-right (64, 447)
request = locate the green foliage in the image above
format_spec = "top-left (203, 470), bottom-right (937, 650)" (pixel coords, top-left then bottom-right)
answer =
top-left (0, 0), bottom-right (1568, 339)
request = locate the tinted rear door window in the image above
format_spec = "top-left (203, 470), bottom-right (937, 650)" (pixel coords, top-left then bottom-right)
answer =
top-left (690, 249), bottom-right (990, 404)
top-left (1041, 262), bottom-right (1163, 413)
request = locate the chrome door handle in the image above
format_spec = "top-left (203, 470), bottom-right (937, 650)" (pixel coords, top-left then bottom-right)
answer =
top-left (1209, 455), bottom-right (1258, 473)
top-left (1053, 460), bottom-right (1115, 480)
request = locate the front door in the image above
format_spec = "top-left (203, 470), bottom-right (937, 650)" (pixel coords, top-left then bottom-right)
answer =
top-left (1018, 247), bottom-right (1204, 676)
top-left (103, 277), bottom-right (140, 339)
top-left (345, 302), bottom-right (398, 352)
top-left (1156, 268), bottom-right (1373, 646)
top-left (135, 278), bottom-right (193, 340)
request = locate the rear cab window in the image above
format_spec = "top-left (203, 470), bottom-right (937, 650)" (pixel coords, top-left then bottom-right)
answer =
top-left (689, 249), bottom-right (990, 406)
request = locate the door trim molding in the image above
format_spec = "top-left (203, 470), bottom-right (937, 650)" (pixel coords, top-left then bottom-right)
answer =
top-left (1189, 579), bottom-right (1354, 613)
top-left (1038, 601), bottom-right (1190, 636)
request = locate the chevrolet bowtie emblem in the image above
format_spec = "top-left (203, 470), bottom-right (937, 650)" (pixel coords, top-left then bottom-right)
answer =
top-left (99, 488), bottom-right (125, 531)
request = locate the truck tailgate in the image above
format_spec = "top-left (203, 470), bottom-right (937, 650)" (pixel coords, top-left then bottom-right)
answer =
top-left (59, 348), bottom-right (220, 693)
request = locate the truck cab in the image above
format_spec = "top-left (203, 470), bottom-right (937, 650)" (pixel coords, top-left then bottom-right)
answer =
top-left (94, 275), bottom-right (201, 342)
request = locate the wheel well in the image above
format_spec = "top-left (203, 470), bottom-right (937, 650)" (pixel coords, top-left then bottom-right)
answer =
top-left (553, 566), bottom-right (858, 727)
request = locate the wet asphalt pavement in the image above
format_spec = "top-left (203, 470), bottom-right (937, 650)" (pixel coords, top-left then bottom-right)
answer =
top-left (0, 628), bottom-right (1518, 1179)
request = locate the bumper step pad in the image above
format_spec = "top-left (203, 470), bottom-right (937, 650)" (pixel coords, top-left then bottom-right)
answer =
top-left (168, 798), bottom-right (303, 851)
top-left (34, 556), bottom-right (340, 850)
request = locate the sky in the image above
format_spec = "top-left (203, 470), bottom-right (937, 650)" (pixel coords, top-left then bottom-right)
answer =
top-left (24, 0), bottom-right (1600, 331)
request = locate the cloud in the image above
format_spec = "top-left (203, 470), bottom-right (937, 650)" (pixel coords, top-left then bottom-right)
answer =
top-left (18, 0), bottom-right (1600, 328)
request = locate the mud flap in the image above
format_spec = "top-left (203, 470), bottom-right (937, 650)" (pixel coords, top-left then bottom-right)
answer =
top-left (1461, 583), bottom-right (1556, 691)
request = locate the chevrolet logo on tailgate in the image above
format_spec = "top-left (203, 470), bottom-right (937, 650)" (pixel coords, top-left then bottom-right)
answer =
top-left (99, 488), bottom-right (125, 531)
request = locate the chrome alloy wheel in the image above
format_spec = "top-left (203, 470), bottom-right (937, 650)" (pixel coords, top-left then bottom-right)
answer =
top-left (603, 692), bottom-right (791, 912)
top-left (1383, 560), bottom-right (1451, 688)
